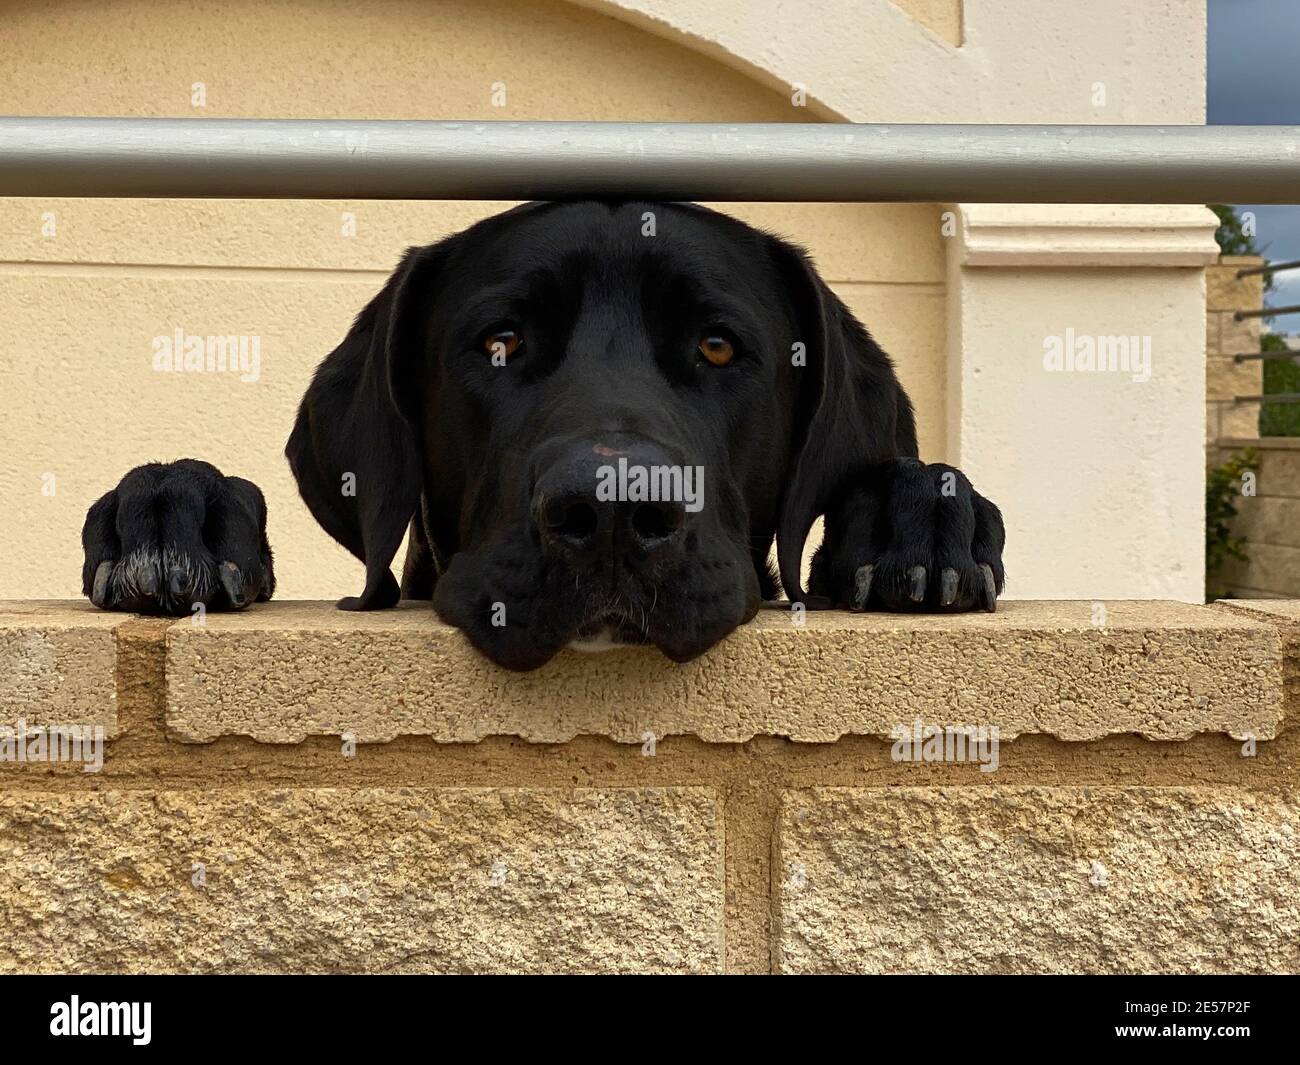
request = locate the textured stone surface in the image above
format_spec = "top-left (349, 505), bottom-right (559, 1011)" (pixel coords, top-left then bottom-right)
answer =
top-left (1220, 312), bottom-right (1261, 359)
top-left (0, 787), bottom-right (722, 974)
top-left (775, 787), bottom-right (1300, 974)
top-left (163, 600), bottom-right (1283, 743)
top-left (1206, 354), bottom-right (1260, 403)
top-left (1219, 598), bottom-right (1300, 680)
top-left (0, 601), bottom-right (124, 734)
top-left (1220, 599), bottom-right (1300, 626)
top-left (1206, 259), bottom-right (1264, 313)
top-left (1219, 600), bottom-right (1300, 726)
top-left (1227, 497), bottom-right (1300, 552)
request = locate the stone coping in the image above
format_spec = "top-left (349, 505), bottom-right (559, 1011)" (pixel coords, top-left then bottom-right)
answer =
top-left (2, 599), bottom-right (1279, 745)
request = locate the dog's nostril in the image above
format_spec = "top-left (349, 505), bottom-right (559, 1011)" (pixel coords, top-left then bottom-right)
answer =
top-left (631, 502), bottom-right (684, 544)
top-left (549, 499), bottom-right (599, 542)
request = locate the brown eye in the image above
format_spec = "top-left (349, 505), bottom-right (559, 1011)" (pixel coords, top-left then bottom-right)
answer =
top-left (484, 329), bottom-right (521, 360)
top-left (698, 335), bottom-right (734, 367)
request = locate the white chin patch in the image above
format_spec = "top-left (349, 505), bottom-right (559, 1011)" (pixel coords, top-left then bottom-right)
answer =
top-left (567, 628), bottom-right (622, 653)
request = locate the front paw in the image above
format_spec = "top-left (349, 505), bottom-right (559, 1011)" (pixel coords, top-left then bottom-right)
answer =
top-left (810, 458), bottom-right (1005, 613)
top-left (81, 459), bottom-right (275, 615)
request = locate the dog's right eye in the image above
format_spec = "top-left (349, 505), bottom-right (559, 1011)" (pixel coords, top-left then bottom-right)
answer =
top-left (697, 334), bottom-right (735, 367)
top-left (482, 329), bottom-right (522, 361)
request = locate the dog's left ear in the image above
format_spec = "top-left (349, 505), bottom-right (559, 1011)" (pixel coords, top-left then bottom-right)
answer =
top-left (770, 237), bottom-right (919, 603)
top-left (285, 240), bottom-right (451, 610)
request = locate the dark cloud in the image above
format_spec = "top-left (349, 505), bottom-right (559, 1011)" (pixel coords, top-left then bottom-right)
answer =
top-left (1209, 0), bottom-right (1300, 329)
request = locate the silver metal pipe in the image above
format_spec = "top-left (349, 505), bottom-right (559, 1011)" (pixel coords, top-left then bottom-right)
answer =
top-left (1, 117), bottom-right (1298, 202)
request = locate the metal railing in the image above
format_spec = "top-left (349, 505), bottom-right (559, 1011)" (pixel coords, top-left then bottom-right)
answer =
top-left (1237, 258), bottom-right (1300, 278)
top-left (1235, 394), bottom-right (1300, 404)
top-left (1235, 303), bottom-right (1300, 320)
top-left (1230, 260), bottom-right (1300, 412)
top-left (1232, 350), bottom-right (1300, 362)
top-left (0, 117), bottom-right (1298, 202)
top-left (1234, 260), bottom-right (1300, 323)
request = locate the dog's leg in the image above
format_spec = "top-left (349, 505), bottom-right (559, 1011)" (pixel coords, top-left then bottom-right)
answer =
top-left (399, 504), bottom-right (437, 600)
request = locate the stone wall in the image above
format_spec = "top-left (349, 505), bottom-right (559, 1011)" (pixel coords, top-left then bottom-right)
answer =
top-left (1207, 255), bottom-right (1264, 443)
top-left (2, 598), bottom-right (1297, 973)
top-left (1207, 255), bottom-right (1300, 598)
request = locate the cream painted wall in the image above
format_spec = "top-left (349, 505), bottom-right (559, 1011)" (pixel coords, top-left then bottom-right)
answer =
top-left (0, 0), bottom-right (945, 600)
top-left (947, 204), bottom-right (1219, 602)
top-left (0, 0), bottom-right (1213, 603)
top-left (951, 267), bottom-right (1211, 600)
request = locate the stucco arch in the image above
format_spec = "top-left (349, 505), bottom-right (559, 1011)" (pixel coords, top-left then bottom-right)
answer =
top-left (565, 0), bottom-right (1204, 124)
top-left (566, 0), bottom-right (959, 120)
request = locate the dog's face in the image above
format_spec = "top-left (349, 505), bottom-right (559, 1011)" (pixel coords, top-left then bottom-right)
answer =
top-left (420, 203), bottom-right (802, 668)
top-left (287, 201), bottom-right (913, 670)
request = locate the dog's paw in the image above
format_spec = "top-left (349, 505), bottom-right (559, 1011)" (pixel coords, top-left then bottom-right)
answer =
top-left (810, 457), bottom-right (1005, 613)
top-left (81, 459), bottom-right (275, 615)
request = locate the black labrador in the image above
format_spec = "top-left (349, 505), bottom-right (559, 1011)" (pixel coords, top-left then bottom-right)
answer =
top-left (81, 201), bottom-right (1005, 671)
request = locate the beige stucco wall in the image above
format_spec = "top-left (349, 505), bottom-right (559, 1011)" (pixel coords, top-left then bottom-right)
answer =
top-left (0, 0), bottom-right (945, 600)
top-left (0, 0), bottom-right (1211, 602)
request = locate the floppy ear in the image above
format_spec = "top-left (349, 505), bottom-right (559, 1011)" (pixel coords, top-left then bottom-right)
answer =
top-left (285, 242), bottom-right (449, 610)
top-left (771, 238), bottom-right (919, 603)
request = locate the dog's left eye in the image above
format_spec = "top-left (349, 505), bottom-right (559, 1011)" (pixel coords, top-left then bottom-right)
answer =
top-left (482, 329), bottom-right (522, 360)
top-left (697, 334), bottom-right (735, 367)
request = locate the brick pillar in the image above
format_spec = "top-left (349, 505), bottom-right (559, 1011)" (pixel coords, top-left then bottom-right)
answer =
top-left (1206, 255), bottom-right (1265, 444)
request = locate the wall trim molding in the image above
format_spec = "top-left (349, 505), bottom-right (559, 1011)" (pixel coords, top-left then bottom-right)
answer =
top-left (956, 204), bottom-right (1221, 268)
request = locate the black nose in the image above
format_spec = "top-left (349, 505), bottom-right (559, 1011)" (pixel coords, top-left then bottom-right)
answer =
top-left (539, 492), bottom-right (686, 556)
top-left (532, 443), bottom-right (691, 567)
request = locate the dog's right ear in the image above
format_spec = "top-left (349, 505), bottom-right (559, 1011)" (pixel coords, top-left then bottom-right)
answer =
top-left (285, 241), bottom-right (451, 610)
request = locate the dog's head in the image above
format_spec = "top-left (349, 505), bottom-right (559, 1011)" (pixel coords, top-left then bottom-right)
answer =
top-left (287, 201), bottom-right (912, 670)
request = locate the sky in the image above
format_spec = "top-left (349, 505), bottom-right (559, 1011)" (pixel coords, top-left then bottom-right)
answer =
top-left (1208, 0), bottom-right (1300, 331)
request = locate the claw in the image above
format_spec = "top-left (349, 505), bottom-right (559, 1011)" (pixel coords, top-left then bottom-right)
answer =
top-left (218, 561), bottom-right (247, 609)
top-left (852, 564), bottom-right (874, 611)
top-left (138, 566), bottom-right (160, 598)
top-left (908, 565), bottom-right (927, 604)
top-left (91, 560), bottom-right (114, 608)
top-left (167, 566), bottom-right (187, 597)
top-left (979, 563), bottom-right (998, 612)
top-left (940, 567), bottom-right (959, 606)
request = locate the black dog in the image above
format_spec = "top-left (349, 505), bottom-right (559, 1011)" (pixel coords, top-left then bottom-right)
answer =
top-left (82, 201), bottom-right (1005, 670)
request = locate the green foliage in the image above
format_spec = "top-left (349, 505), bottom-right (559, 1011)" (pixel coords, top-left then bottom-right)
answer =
top-left (1260, 332), bottom-right (1300, 437)
top-left (1209, 204), bottom-right (1275, 292)
top-left (1210, 204), bottom-right (1261, 256)
top-left (1205, 448), bottom-right (1258, 599)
